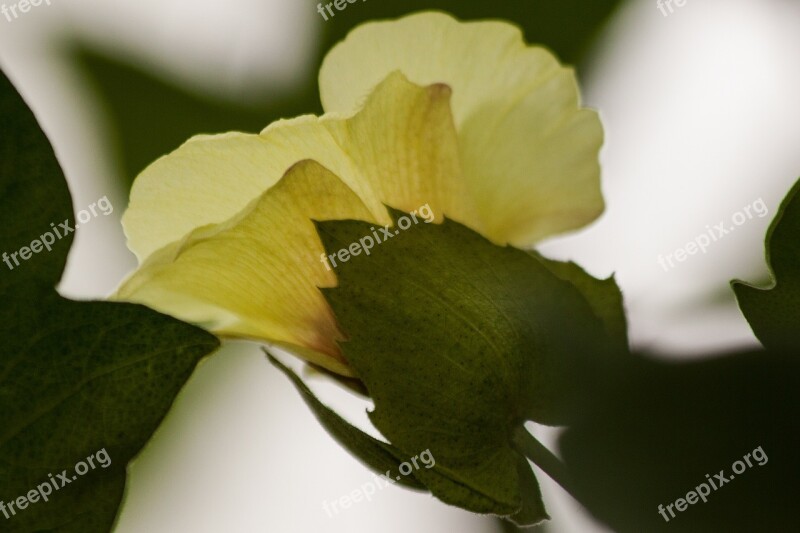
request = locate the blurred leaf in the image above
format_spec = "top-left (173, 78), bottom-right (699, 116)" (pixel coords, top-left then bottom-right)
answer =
top-left (308, 210), bottom-right (618, 524)
top-left (74, 1), bottom-right (621, 194)
top-left (0, 70), bottom-right (219, 532)
top-left (560, 351), bottom-right (800, 533)
top-left (733, 178), bottom-right (800, 351)
top-left (74, 48), bottom-right (319, 190)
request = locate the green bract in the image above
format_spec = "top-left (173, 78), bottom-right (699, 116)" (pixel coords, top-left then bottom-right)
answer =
top-left (271, 211), bottom-right (625, 525)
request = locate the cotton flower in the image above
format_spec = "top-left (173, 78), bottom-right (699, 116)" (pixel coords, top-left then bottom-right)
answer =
top-left (116, 11), bottom-right (604, 376)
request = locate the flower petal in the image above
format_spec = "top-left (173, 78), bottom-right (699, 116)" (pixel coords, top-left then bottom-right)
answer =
top-left (124, 70), bottom-right (475, 261)
top-left (123, 122), bottom-right (375, 262)
top-left (117, 73), bottom-right (471, 374)
top-left (118, 160), bottom-right (373, 376)
top-left (319, 11), bottom-right (604, 245)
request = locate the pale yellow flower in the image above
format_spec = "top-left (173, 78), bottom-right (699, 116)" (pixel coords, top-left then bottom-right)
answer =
top-left (116, 12), bottom-right (604, 376)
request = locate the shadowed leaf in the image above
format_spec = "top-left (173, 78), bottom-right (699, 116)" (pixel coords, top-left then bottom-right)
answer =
top-left (0, 70), bottom-right (219, 532)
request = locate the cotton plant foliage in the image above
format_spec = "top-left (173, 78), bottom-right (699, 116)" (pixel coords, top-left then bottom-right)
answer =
top-left (115, 11), bottom-right (615, 526)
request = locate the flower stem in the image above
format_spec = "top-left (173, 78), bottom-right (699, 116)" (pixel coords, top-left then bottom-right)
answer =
top-left (513, 426), bottom-right (578, 501)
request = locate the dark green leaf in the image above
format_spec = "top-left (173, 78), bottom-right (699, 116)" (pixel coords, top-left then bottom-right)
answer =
top-left (507, 455), bottom-right (548, 527)
top-left (0, 73), bottom-right (73, 289)
top-left (0, 70), bottom-right (219, 532)
top-left (312, 210), bottom-right (617, 522)
top-left (560, 350), bottom-right (800, 533)
top-left (268, 352), bottom-right (529, 516)
top-left (733, 178), bottom-right (800, 351)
